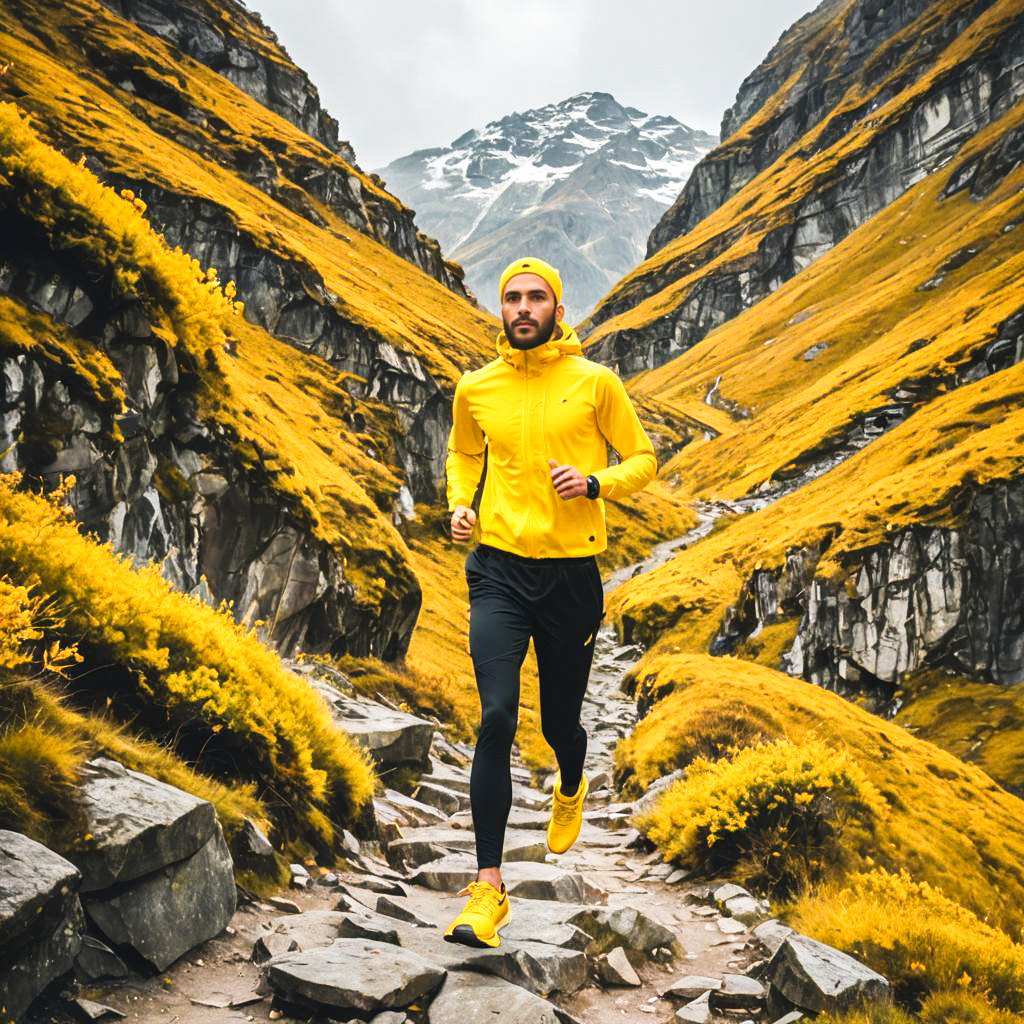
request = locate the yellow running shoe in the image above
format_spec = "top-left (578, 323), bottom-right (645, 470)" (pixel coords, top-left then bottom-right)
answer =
top-left (443, 879), bottom-right (510, 948)
top-left (547, 772), bottom-right (589, 854)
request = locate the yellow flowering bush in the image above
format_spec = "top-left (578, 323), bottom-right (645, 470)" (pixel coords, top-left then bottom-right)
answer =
top-left (0, 474), bottom-right (374, 850)
top-left (637, 736), bottom-right (887, 895)
top-left (792, 868), bottom-right (1024, 1013)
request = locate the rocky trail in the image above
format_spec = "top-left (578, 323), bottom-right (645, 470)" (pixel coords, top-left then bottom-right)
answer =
top-left (29, 527), bottom-right (886, 1024)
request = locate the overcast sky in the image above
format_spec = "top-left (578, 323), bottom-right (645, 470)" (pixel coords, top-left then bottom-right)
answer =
top-left (246, 1), bottom-right (821, 170)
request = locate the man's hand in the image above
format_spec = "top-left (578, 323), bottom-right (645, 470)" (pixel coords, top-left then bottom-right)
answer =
top-left (450, 505), bottom-right (477, 542)
top-left (548, 458), bottom-right (587, 500)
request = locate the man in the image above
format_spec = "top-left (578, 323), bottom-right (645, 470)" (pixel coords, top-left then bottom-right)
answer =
top-left (443, 256), bottom-right (657, 948)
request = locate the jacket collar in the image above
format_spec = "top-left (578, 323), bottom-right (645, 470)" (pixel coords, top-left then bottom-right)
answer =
top-left (496, 322), bottom-right (582, 374)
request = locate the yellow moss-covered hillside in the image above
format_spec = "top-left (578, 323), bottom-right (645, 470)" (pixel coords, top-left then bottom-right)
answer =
top-left (583, 0), bottom-right (1021, 347)
top-left (0, 0), bottom-right (495, 384)
top-left (0, 478), bottom-right (375, 855)
top-left (0, 100), bottom-right (418, 612)
top-left (618, 654), bottom-right (1024, 940)
top-left (604, 91), bottom-right (1024, 672)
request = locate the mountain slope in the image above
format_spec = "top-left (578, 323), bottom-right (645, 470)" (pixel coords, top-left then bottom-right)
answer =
top-left (377, 92), bottom-right (716, 323)
top-left (580, 0), bottom-right (1024, 374)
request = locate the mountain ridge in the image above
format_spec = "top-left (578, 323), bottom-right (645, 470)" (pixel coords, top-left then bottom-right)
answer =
top-left (376, 90), bottom-right (717, 322)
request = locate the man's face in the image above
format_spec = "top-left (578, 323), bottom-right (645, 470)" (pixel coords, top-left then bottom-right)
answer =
top-left (501, 272), bottom-right (564, 348)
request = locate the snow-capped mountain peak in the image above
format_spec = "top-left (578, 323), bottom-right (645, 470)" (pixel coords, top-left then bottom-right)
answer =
top-left (376, 92), bottom-right (717, 323)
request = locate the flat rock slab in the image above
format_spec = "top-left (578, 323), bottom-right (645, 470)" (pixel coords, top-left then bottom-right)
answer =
top-left (314, 681), bottom-right (434, 770)
top-left (449, 806), bottom-right (551, 831)
top-left (428, 970), bottom-right (562, 1023)
top-left (410, 856), bottom-right (593, 903)
top-left (420, 762), bottom-right (471, 794)
top-left (378, 790), bottom-right (449, 827)
top-left (73, 758), bottom-right (216, 891)
top-left (768, 932), bottom-right (890, 1013)
top-left (663, 975), bottom-right (723, 1001)
top-left (413, 781), bottom-right (468, 815)
top-left (266, 937), bottom-right (445, 1014)
top-left (84, 826), bottom-right (235, 971)
top-left (264, 909), bottom-right (400, 951)
top-left (0, 830), bottom-right (84, 1019)
top-left (389, 827), bottom-right (549, 868)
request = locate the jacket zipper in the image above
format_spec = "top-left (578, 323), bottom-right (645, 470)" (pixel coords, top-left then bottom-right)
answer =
top-left (522, 348), bottom-right (533, 556)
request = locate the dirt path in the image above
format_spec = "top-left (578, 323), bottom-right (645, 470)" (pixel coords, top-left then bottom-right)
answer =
top-left (72, 528), bottom-right (777, 1023)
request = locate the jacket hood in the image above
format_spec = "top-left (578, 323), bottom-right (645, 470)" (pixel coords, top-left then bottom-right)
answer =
top-left (496, 322), bottom-right (582, 372)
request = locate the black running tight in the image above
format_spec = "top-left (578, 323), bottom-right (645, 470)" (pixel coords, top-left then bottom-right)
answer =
top-left (465, 543), bottom-right (604, 869)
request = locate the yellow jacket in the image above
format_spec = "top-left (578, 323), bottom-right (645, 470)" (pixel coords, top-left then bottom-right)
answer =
top-left (445, 324), bottom-right (657, 558)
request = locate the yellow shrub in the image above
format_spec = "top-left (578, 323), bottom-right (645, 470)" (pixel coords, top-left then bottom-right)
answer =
top-left (0, 475), bottom-right (374, 849)
top-left (637, 737), bottom-right (887, 896)
top-left (615, 693), bottom-right (782, 796)
top-left (816, 1006), bottom-right (917, 1024)
top-left (0, 578), bottom-right (39, 669)
top-left (791, 868), bottom-right (1024, 1013)
top-left (919, 990), bottom-right (1023, 1023)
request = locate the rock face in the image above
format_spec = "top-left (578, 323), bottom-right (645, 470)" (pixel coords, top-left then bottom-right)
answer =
top-left (0, 247), bottom-right (419, 660)
top-left (378, 91), bottom-right (716, 323)
top-left (0, 831), bottom-right (84, 1020)
top-left (581, 0), bottom-right (1024, 375)
top-left (712, 477), bottom-right (1024, 705)
top-left (98, 0), bottom-right (469, 295)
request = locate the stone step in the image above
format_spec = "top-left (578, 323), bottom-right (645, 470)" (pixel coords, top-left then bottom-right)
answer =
top-left (409, 856), bottom-right (601, 903)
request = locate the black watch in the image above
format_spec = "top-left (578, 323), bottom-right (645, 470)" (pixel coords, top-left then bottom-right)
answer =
top-left (585, 474), bottom-right (600, 499)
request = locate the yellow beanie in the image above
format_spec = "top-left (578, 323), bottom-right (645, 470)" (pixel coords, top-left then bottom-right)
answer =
top-left (498, 256), bottom-right (563, 307)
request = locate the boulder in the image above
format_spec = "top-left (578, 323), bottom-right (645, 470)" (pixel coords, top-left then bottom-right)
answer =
top-left (427, 970), bottom-right (562, 1023)
top-left (500, 901), bottom-right (592, 951)
top-left (568, 905), bottom-right (679, 955)
top-left (0, 830), bottom-right (85, 1020)
top-left (265, 938), bottom-right (446, 1015)
top-left (231, 818), bottom-right (276, 873)
top-left (462, 940), bottom-right (588, 997)
top-left (752, 918), bottom-right (794, 956)
top-left (767, 932), bottom-right (890, 1013)
top-left (376, 895), bottom-right (436, 928)
top-left (421, 759), bottom-right (471, 793)
top-left (72, 758), bottom-right (216, 891)
top-left (713, 882), bottom-right (750, 905)
top-left (83, 825), bottom-right (235, 970)
top-left (724, 895), bottom-right (765, 924)
top-left (378, 789), bottom-right (449, 827)
top-left (314, 683), bottom-right (434, 771)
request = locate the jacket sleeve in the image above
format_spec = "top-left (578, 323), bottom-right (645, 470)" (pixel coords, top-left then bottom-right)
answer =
top-left (592, 370), bottom-right (657, 500)
top-left (445, 371), bottom-right (486, 512)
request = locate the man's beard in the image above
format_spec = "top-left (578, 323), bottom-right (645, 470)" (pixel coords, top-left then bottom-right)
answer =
top-left (504, 307), bottom-right (558, 349)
